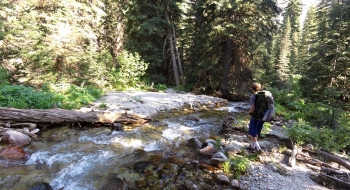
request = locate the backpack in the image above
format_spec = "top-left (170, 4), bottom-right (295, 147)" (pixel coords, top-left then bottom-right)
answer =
top-left (252, 90), bottom-right (275, 122)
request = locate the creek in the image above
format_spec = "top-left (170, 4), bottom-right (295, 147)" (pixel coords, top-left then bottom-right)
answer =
top-left (0, 102), bottom-right (248, 190)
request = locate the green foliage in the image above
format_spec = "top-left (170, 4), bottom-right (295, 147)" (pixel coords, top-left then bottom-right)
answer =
top-left (286, 119), bottom-right (314, 145)
top-left (223, 156), bottom-right (250, 179)
top-left (0, 67), bottom-right (10, 85)
top-left (99, 103), bottom-right (107, 109)
top-left (108, 50), bottom-right (149, 90)
top-left (287, 118), bottom-right (350, 152)
top-left (153, 84), bottom-right (167, 91)
top-left (0, 85), bottom-right (64, 109)
top-left (0, 83), bottom-right (102, 110)
top-left (215, 137), bottom-right (222, 150)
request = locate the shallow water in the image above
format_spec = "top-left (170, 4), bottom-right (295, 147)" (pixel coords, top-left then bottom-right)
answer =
top-left (0, 102), bottom-right (248, 190)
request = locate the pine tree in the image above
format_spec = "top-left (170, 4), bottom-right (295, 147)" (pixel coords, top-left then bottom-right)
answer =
top-left (300, 0), bottom-right (350, 102)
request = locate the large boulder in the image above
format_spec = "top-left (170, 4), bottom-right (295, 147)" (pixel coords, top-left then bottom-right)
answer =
top-left (0, 145), bottom-right (26, 159)
top-left (2, 130), bottom-right (31, 146)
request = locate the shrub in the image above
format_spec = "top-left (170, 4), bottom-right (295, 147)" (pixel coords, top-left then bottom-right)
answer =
top-left (223, 156), bottom-right (250, 179)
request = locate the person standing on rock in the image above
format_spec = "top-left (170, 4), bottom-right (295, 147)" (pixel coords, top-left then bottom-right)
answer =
top-left (247, 82), bottom-right (264, 151)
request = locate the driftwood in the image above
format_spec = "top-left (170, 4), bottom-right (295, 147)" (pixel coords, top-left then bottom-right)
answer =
top-left (0, 108), bottom-right (150, 127)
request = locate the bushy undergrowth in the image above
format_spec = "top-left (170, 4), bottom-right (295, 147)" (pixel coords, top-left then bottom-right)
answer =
top-left (271, 77), bottom-right (350, 152)
top-left (223, 156), bottom-right (250, 179)
top-left (0, 83), bottom-right (103, 110)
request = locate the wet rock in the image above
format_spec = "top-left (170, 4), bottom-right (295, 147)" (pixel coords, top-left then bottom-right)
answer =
top-left (187, 137), bottom-right (203, 148)
top-left (100, 173), bottom-right (125, 190)
top-left (184, 115), bottom-right (199, 122)
top-left (2, 130), bottom-right (31, 146)
top-left (215, 173), bottom-right (230, 184)
top-left (28, 182), bottom-right (53, 190)
top-left (199, 146), bottom-right (217, 156)
top-left (204, 139), bottom-right (217, 146)
top-left (0, 145), bottom-right (26, 159)
top-left (50, 133), bottom-right (66, 142)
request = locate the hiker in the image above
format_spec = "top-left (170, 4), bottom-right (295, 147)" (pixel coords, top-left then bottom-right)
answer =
top-left (247, 82), bottom-right (264, 151)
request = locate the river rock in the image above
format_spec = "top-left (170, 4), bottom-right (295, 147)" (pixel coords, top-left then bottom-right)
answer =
top-left (225, 143), bottom-right (242, 156)
top-left (204, 139), bottom-right (217, 146)
top-left (215, 173), bottom-right (230, 184)
top-left (187, 137), bottom-right (203, 148)
top-left (184, 179), bottom-right (198, 190)
top-left (231, 179), bottom-right (239, 188)
top-left (28, 182), bottom-right (53, 190)
top-left (0, 145), bottom-right (26, 159)
top-left (1, 130), bottom-right (31, 146)
top-left (199, 146), bottom-right (217, 156)
top-left (50, 133), bottom-right (66, 142)
top-left (258, 141), bottom-right (272, 148)
top-left (211, 152), bottom-right (228, 167)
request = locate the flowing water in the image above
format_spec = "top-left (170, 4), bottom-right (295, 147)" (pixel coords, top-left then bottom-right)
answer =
top-left (0, 102), bottom-right (248, 190)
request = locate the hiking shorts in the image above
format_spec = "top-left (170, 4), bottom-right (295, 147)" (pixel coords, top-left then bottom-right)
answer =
top-left (248, 118), bottom-right (264, 137)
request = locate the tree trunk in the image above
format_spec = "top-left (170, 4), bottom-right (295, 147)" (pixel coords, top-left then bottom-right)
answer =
top-left (219, 38), bottom-right (233, 99)
top-left (171, 20), bottom-right (185, 86)
top-left (0, 108), bottom-right (150, 127)
top-left (165, 12), bottom-right (180, 86)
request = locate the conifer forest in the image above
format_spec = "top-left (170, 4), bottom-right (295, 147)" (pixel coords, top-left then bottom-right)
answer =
top-left (0, 0), bottom-right (349, 152)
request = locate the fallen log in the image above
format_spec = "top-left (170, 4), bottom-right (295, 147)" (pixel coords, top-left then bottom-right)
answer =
top-left (317, 150), bottom-right (350, 171)
top-left (318, 173), bottom-right (350, 189)
top-left (321, 167), bottom-right (350, 176)
top-left (0, 108), bottom-right (150, 127)
top-left (286, 149), bottom-right (338, 170)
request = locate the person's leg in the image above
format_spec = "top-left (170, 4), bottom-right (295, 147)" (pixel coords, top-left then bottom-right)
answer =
top-left (254, 121), bottom-right (265, 150)
top-left (248, 118), bottom-right (259, 149)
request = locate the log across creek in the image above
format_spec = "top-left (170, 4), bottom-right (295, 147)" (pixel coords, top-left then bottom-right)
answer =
top-left (0, 107), bottom-right (150, 127)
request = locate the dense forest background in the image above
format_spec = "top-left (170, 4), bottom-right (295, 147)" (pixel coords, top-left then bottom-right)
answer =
top-left (0, 0), bottom-right (349, 151)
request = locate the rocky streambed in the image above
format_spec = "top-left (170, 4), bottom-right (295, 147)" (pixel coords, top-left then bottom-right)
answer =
top-left (0, 89), bottom-right (333, 190)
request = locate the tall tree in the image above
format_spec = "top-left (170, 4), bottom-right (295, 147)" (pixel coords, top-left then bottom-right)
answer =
top-left (277, 15), bottom-right (292, 85)
top-left (299, 5), bottom-right (317, 74)
top-left (286, 0), bottom-right (302, 73)
top-left (300, 0), bottom-right (350, 102)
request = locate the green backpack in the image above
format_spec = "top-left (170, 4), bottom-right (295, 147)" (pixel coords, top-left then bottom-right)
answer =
top-left (252, 91), bottom-right (275, 121)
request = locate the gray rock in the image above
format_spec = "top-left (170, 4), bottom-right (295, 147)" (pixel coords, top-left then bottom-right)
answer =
top-left (231, 179), bottom-right (239, 188)
top-left (225, 143), bottom-right (242, 156)
top-left (199, 146), bottom-right (217, 156)
top-left (215, 173), bottom-right (230, 184)
top-left (187, 137), bottom-right (203, 148)
top-left (2, 130), bottom-right (31, 146)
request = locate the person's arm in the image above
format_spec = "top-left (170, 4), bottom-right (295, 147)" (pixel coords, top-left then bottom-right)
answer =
top-left (248, 94), bottom-right (255, 114)
top-left (248, 104), bottom-right (255, 114)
